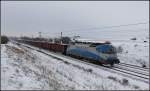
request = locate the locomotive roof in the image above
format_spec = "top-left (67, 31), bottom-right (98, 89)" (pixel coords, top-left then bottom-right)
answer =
top-left (76, 39), bottom-right (111, 44)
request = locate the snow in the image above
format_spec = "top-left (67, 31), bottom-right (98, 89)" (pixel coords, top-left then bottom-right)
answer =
top-left (1, 42), bottom-right (149, 90)
top-left (76, 39), bottom-right (109, 43)
top-left (112, 39), bottom-right (149, 68)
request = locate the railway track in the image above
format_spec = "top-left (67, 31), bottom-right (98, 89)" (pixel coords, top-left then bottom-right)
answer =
top-left (119, 63), bottom-right (149, 70)
top-left (12, 41), bottom-right (149, 84)
top-left (116, 64), bottom-right (149, 75)
top-left (113, 65), bottom-right (149, 79)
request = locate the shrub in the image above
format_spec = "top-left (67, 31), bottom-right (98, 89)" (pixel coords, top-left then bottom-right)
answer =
top-left (87, 69), bottom-right (93, 73)
top-left (62, 37), bottom-right (71, 44)
top-left (116, 46), bottom-right (123, 53)
top-left (134, 44), bottom-right (138, 47)
top-left (121, 78), bottom-right (129, 85)
top-left (1, 35), bottom-right (9, 44)
top-left (54, 38), bottom-right (61, 44)
top-left (130, 37), bottom-right (136, 40)
top-left (107, 76), bottom-right (117, 81)
top-left (142, 64), bottom-right (146, 68)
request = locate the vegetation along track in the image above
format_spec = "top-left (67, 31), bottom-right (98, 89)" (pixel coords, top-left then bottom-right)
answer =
top-left (12, 41), bottom-right (149, 84)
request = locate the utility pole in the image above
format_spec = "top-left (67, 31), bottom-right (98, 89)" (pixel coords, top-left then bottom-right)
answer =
top-left (38, 32), bottom-right (42, 50)
top-left (38, 32), bottom-right (42, 38)
top-left (20, 34), bottom-right (22, 38)
top-left (32, 35), bottom-right (33, 39)
top-left (60, 32), bottom-right (62, 44)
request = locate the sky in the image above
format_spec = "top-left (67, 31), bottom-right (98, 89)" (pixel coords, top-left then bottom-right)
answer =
top-left (1, 1), bottom-right (149, 40)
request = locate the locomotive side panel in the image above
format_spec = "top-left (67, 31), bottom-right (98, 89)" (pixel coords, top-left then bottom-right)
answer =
top-left (66, 44), bottom-right (120, 65)
top-left (66, 47), bottom-right (102, 62)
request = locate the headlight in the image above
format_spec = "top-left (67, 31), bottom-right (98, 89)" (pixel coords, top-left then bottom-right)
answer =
top-left (107, 57), bottom-right (120, 64)
top-left (114, 59), bottom-right (120, 63)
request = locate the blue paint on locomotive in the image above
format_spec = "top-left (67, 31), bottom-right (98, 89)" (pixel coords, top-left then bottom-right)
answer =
top-left (96, 44), bottom-right (115, 53)
top-left (66, 44), bottom-right (120, 65)
top-left (66, 47), bottom-right (102, 62)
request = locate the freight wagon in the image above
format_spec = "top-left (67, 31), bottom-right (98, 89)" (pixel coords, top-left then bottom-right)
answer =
top-left (17, 39), bottom-right (68, 54)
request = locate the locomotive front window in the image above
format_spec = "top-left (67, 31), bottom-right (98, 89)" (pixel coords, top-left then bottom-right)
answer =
top-left (106, 48), bottom-right (116, 54)
top-left (96, 44), bottom-right (117, 54)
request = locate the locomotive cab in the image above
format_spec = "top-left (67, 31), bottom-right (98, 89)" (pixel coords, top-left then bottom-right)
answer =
top-left (96, 44), bottom-right (120, 66)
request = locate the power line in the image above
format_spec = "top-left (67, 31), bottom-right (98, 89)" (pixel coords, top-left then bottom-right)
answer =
top-left (62, 21), bottom-right (149, 32)
top-left (35, 21), bottom-right (149, 38)
top-left (39, 28), bottom-right (148, 39)
top-left (58, 28), bottom-right (149, 35)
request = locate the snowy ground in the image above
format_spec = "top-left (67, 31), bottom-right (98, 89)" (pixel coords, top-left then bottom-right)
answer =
top-left (1, 42), bottom-right (149, 90)
top-left (112, 38), bottom-right (149, 68)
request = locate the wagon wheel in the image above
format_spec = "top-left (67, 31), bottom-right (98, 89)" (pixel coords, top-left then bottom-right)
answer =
top-left (110, 62), bottom-right (114, 67)
top-left (99, 62), bottom-right (103, 66)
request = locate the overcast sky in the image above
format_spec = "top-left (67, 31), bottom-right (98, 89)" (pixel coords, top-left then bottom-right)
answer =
top-left (1, 1), bottom-right (149, 39)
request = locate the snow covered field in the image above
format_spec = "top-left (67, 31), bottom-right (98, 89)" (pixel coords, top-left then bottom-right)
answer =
top-left (1, 42), bottom-right (149, 90)
top-left (112, 40), bottom-right (149, 68)
top-left (111, 28), bottom-right (149, 68)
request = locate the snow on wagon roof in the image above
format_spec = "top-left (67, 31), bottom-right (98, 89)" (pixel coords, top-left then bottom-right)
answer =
top-left (76, 39), bottom-right (111, 44)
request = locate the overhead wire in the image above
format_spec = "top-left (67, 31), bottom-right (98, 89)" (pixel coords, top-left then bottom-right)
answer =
top-left (37, 21), bottom-right (149, 38)
top-left (61, 21), bottom-right (149, 33)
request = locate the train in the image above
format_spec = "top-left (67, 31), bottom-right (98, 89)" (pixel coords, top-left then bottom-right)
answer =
top-left (16, 39), bottom-right (120, 66)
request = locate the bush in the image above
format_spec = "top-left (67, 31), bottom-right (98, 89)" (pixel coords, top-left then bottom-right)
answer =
top-left (116, 46), bottom-right (123, 53)
top-left (54, 37), bottom-right (71, 44)
top-left (130, 37), bottom-right (136, 40)
top-left (108, 76), bottom-right (117, 81)
top-left (121, 78), bottom-right (129, 85)
top-left (62, 37), bottom-right (71, 44)
top-left (142, 64), bottom-right (146, 68)
top-left (134, 44), bottom-right (138, 47)
top-left (54, 38), bottom-right (61, 44)
top-left (1, 36), bottom-right (9, 44)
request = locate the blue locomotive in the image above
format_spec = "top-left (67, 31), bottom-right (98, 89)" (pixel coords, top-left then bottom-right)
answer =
top-left (66, 43), bottom-right (120, 66)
